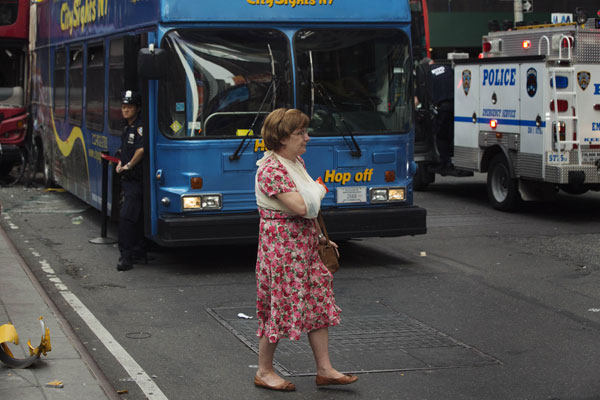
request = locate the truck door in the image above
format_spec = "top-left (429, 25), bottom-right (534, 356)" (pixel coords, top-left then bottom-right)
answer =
top-left (453, 64), bottom-right (480, 170)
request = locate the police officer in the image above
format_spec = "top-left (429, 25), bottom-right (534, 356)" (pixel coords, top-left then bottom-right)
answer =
top-left (116, 90), bottom-right (145, 271)
top-left (416, 60), bottom-right (455, 173)
top-left (428, 63), bottom-right (455, 173)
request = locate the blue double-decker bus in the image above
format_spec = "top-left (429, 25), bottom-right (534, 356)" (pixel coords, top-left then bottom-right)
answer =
top-left (30, 0), bottom-right (426, 246)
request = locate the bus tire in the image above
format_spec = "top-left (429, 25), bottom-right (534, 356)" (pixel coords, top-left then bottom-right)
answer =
top-left (413, 162), bottom-right (435, 191)
top-left (43, 147), bottom-right (56, 188)
top-left (487, 154), bottom-right (520, 211)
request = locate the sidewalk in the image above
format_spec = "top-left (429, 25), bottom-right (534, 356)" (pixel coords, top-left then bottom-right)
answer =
top-left (0, 224), bottom-right (116, 399)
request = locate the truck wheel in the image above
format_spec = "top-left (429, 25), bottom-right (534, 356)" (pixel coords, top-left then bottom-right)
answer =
top-left (487, 154), bottom-right (521, 211)
top-left (413, 163), bottom-right (435, 191)
top-left (560, 184), bottom-right (589, 195)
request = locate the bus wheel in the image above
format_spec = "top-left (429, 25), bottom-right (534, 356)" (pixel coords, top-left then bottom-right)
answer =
top-left (43, 150), bottom-right (56, 188)
top-left (487, 154), bottom-right (521, 211)
top-left (413, 163), bottom-right (435, 191)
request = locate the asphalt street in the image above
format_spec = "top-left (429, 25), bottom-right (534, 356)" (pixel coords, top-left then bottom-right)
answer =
top-left (1, 174), bottom-right (600, 399)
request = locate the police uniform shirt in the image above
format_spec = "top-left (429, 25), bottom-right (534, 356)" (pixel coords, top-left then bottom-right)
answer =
top-left (120, 116), bottom-right (143, 180)
top-left (429, 64), bottom-right (454, 105)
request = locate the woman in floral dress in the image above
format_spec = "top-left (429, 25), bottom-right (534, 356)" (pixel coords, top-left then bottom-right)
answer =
top-left (253, 108), bottom-right (358, 391)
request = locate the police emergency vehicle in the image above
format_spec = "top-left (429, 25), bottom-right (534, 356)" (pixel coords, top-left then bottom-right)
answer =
top-left (453, 17), bottom-right (600, 210)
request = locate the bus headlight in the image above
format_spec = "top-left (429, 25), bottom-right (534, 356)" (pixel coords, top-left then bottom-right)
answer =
top-left (388, 188), bottom-right (406, 201)
top-left (370, 189), bottom-right (388, 202)
top-left (182, 194), bottom-right (222, 210)
top-left (370, 187), bottom-right (406, 203)
top-left (201, 195), bottom-right (221, 209)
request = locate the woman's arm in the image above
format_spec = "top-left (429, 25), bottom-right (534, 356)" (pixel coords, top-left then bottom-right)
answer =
top-left (275, 192), bottom-right (307, 216)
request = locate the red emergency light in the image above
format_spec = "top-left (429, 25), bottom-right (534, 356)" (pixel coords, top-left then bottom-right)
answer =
top-left (550, 100), bottom-right (568, 112)
top-left (482, 41), bottom-right (492, 53)
top-left (561, 37), bottom-right (573, 48)
top-left (490, 119), bottom-right (498, 129)
top-left (522, 40), bottom-right (532, 49)
top-left (594, 104), bottom-right (600, 111)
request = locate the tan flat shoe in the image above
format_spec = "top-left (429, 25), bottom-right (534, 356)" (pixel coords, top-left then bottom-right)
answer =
top-left (254, 375), bottom-right (296, 391)
top-left (316, 374), bottom-right (358, 386)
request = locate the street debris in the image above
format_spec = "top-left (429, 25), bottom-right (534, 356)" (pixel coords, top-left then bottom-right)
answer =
top-left (0, 317), bottom-right (51, 368)
top-left (46, 380), bottom-right (64, 388)
top-left (237, 313), bottom-right (253, 319)
top-left (420, 251), bottom-right (427, 257)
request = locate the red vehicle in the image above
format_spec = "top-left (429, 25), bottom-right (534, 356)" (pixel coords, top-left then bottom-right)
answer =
top-left (0, 0), bottom-right (28, 184)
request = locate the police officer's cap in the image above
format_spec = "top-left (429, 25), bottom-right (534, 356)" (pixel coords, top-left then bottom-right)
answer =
top-left (121, 90), bottom-right (141, 105)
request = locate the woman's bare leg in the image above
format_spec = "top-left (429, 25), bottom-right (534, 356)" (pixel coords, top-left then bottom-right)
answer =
top-left (308, 327), bottom-right (345, 378)
top-left (256, 336), bottom-right (288, 385)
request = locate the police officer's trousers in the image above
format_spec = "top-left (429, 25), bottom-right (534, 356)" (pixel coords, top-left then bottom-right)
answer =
top-left (432, 101), bottom-right (454, 166)
top-left (118, 179), bottom-right (145, 261)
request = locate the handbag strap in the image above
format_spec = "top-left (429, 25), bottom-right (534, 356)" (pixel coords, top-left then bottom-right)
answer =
top-left (317, 212), bottom-right (331, 242)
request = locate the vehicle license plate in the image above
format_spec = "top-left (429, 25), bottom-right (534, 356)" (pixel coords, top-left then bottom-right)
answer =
top-left (336, 186), bottom-right (366, 204)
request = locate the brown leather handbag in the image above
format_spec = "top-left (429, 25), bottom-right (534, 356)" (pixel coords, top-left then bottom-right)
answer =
top-left (317, 212), bottom-right (339, 273)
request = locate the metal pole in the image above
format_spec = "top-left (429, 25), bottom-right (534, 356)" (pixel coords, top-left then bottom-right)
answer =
top-left (514, 0), bottom-right (523, 24)
top-left (89, 152), bottom-right (117, 244)
top-left (100, 152), bottom-right (109, 238)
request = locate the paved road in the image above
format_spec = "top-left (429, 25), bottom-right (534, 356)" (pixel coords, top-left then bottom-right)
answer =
top-left (1, 175), bottom-right (600, 399)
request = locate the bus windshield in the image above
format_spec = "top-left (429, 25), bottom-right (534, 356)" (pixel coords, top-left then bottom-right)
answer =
top-left (295, 29), bottom-right (412, 135)
top-left (0, 2), bottom-right (18, 26)
top-left (158, 29), bottom-right (292, 139)
top-left (0, 46), bottom-right (25, 108)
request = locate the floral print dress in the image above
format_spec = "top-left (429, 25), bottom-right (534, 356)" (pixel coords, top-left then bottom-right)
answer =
top-left (255, 155), bottom-right (341, 343)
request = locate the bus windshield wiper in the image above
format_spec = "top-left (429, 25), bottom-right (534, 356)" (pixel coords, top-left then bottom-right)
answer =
top-left (229, 74), bottom-right (278, 161)
top-left (312, 82), bottom-right (362, 157)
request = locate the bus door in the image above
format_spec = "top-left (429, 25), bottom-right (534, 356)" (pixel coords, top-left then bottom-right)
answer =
top-left (105, 34), bottom-right (144, 221)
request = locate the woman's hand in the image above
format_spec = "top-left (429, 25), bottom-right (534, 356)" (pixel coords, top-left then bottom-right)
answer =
top-left (327, 239), bottom-right (339, 258)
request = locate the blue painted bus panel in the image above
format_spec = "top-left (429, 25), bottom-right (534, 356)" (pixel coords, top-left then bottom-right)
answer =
top-left (161, 0), bottom-right (410, 23)
top-left (35, 0), bottom-right (160, 46)
top-left (337, 149), bottom-right (367, 168)
top-left (35, 0), bottom-right (410, 47)
top-left (153, 134), bottom-right (411, 215)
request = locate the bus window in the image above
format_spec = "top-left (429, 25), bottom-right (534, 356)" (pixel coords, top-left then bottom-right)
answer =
top-left (0, 46), bottom-right (25, 107)
top-left (0, 2), bottom-right (17, 26)
top-left (54, 48), bottom-right (66, 120)
top-left (108, 37), bottom-right (124, 134)
top-left (68, 46), bottom-right (83, 126)
top-left (86, 43), bottom-right (104, 131)
top-left (294, 29), bottom-right (412, 135)
top-left (158, 29), bottom-right (292, 139)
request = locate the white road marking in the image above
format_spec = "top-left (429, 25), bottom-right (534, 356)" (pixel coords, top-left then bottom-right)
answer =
top-left (39, 260), bottom-right (55, 275)
top-left (5, 216), bottom-right (167, 399)
top-left (60, 290), bottom-right (168, 400)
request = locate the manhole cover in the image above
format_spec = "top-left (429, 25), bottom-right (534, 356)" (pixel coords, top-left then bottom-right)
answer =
top-left (207, 303), bottom-right (501, 376)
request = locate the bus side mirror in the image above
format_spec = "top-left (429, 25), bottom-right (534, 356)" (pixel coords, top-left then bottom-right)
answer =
top-left (138, 46), bottom-right (167, 80)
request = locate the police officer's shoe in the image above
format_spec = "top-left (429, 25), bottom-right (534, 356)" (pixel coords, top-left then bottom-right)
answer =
top-left (117, 258), bottom-right (134, 271)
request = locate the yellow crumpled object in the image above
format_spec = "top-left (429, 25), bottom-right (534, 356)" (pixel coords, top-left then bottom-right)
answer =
top-left (0, 317), bottom-right (51, 368)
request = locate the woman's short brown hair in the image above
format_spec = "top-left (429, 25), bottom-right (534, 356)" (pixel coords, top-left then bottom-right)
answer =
top-left (261, 108), bottom-right (310, 151)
